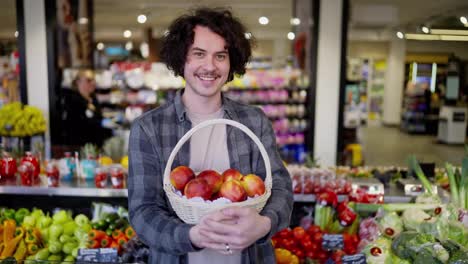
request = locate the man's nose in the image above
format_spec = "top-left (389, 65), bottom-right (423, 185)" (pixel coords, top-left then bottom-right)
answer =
top-left (202, 56), bottom-right (216, 71)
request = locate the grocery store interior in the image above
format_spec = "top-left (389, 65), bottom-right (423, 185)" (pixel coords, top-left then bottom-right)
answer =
top-left (0, 0), bottom-right (468, 263)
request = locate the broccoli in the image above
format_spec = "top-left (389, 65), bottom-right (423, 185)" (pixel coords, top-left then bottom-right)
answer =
top-left (448, 250), bottom-right (468, 264)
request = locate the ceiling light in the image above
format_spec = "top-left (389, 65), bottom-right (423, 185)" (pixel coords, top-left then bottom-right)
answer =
top-left (405, 33), bottom-right (440, 40)
top-left (460, 16), bottom-right (468, 25)
top-left (244, 32), bottom-right (252, 39)
top-left (14, 31), bottom-right (18, 38)
top-left (396, 31), bottom-right (404, 39)
top-left (259, 16), bottom-right (269, 25)
top-left (78, 17), bottom-right (88, 25)
top-left (125, 41), bottom-right (133, 50)
top-left (422, 26), bottom-right (430, 34)
top-left (97, 42), bottom-right (105, 50)
top-left (290, 18), bottom-right (301, 26)
top-left (430, 29), bottom-right (468, 35)
top-left (137, 14), bottom-right (147, 24)
top-left (287, 32), bottom-right (295, 40)
top-left (440, 35), bottom-right (468, 41)
top-left (123, 30), bottom-right (132, 38)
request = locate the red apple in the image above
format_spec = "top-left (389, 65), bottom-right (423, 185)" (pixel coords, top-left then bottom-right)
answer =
top-left (170, 166), bottom-right (195, 192)
top-left (219, 180), bottom-right (247, 202)
top-left (222, 168), bottom-right (243, 182)
top-left (184, 178), bottom-right (212, 200)
top-left (197, 170), bottom-right (223, 193)
top-left (241, 174), bottom-right (266, 197)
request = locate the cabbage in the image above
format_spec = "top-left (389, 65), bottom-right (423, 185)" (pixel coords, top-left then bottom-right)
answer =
top-left (402, 209), bottom-right (435, 231)
top-left (378, 212), bottom-right (403, 239)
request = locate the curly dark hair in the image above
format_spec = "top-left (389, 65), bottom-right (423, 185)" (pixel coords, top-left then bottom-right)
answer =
top-left (160, 7), bottom-right (253, 82)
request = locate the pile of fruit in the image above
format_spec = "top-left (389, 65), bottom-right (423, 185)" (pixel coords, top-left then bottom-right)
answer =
top-left (170, 166), bottom-right (266, 202)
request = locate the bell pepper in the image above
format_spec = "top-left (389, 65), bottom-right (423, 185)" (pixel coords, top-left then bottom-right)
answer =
top-left (1, 228), bottom-right (24, 258)
top-left (88, 229), bottom-right (106, 241)
top-left (27, 243), bottom-right (39, 255)
top-left (0, 225), bottom-right (4, 243)
top-left (14, 208), bottom-right (30, 225)
top-left (3, 219), bottom-right (16, 243)
top-left (100, 235), bottom-right (111, 248)
top-left (111, 229), bottom-right (123, 239)
top-left (109, 241), bottom-right (120, 252)
top-left (87, 239), bottom-right (100, 249)
top-left (124, 226), bottom-right (135, 239)
top-left (13, 239), bottom-right (27, 261)
top-left (3, 209), bottom-right (15, 220)
top-left (116, 235), bottom-right (128, 247)
top-left (24, 234), bottom-right (37, 244)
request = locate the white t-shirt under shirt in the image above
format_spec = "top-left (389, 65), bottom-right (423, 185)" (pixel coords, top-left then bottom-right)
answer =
top-left (186, 107), bottom-right (242, 264)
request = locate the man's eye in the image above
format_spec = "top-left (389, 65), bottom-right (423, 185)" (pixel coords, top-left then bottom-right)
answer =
top-left (193, 52), bottom-right (204, 58)
top-left (216, 54), bottom-right (226, 60)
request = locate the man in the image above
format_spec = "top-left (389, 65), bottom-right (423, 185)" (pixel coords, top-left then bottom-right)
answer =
top-left (128, 7), bottom-right (293, 263)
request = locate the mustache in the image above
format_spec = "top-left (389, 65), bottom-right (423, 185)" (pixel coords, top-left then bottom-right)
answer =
top-left (195, 71), bottom-right (220, 77)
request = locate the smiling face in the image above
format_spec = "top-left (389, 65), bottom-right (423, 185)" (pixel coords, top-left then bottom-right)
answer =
top-left (183, 25), bottom-right (230, 99)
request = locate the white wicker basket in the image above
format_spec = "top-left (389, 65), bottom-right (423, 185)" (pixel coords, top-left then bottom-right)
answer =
top-left (163, 118), bottom-right (272, 224)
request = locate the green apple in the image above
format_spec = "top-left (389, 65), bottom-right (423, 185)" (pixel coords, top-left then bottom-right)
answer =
top-left (63, 221), bottom-right (77, 236)
top-left (49, 224), bottom-right (64, 239)
top-left (74, 214), bottom-right (90, 227)
top-left (52, 210), bottom-right (70, 225)
top-left (22, 215), bottom-right (36, 227)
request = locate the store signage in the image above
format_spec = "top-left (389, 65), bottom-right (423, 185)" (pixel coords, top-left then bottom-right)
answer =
top-left (77, 248), bottom-right (118, 262)
top-left (342, 253), bottom-right (367, 263)
top-left (322, 234), bottom-right (344, 250)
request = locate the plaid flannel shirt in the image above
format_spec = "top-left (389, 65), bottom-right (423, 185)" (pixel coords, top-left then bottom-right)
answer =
top-left (128, 90), bottom-right (293, 264)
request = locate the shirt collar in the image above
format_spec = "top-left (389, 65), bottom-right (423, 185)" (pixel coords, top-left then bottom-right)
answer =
top-left (174, 89), bottom-right (238, 122)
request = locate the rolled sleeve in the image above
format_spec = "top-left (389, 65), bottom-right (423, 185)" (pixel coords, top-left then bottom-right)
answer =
top-left (257, 113), bottom-right (294, 243)
top-left (127, 120), bottom-right (198, 255)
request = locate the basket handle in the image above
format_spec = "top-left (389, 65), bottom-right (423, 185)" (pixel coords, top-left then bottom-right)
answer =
top-left (163, 118), bottom-right (272, 189)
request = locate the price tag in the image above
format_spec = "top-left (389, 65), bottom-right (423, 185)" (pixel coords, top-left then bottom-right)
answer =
top-left (322, 234), bottom-right (344, 251)
top-left (77, 248), bottom-right (118, 263)
top-left (342, 253), bottom-right (367, 264)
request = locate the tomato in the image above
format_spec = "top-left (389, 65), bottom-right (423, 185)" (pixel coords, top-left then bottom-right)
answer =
top-left (278, 228), bottom-right (292, 239)
top-left (292, 227), bottom-right (306, 240)
top-left (312, 232), bottom-right (323, 244)
top-left (271, 237), bottom-right (279, 248)
top-left (331, 249), bottom-right (345, 262)
top-left (310, 242), bottom-right (320, 252)
top-left (317, 250), bottom-right (329, 261)
top-left (307, 225), bottom-right (321, 235)
top-left (275, 248), bottom-right (293, 264)
top-left (306, 250), bottom-right (317, 260)
top-left (281, 238), bottom-right (296, 251)
top-left (291, 248), bottom-right (305, 260)
top-left (301, 239), bottom-right (313, 251)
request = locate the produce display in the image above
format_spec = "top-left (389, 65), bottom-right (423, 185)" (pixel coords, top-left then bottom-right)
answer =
top-left (169, 166), bottom-right (266, 202)
top-left (0, 102), bottom-right (47, 137)
top-left (0, 206), bottom-right (142, 263)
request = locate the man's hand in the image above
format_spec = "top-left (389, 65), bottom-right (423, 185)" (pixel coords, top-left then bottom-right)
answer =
top-left (198, 207), bottom-right (271, 252)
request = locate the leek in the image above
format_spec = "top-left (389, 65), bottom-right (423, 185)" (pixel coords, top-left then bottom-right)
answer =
top-left (355, 203), bottom-right (439, 213)
top-left (445, 163), bottom-right (459, 207)
top-left (408, 155), bottom-right (434, 194)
